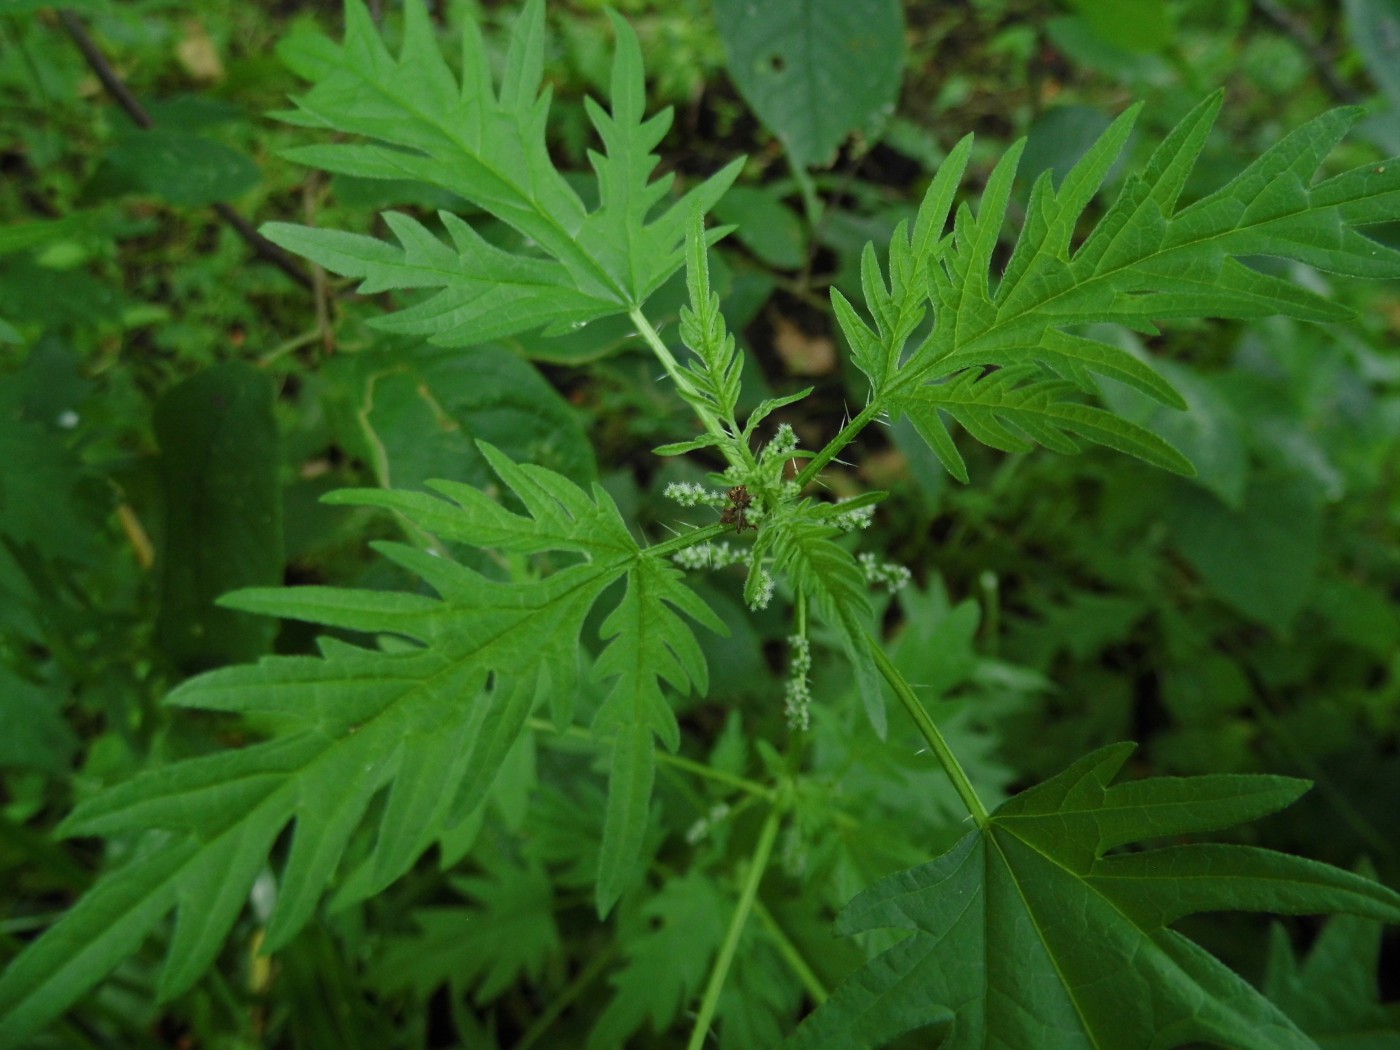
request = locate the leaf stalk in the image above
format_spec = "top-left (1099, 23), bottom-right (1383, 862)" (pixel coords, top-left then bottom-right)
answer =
top-left (686, 804), bottom-right (782, 1050)
top-left (794, 401), bottom-right (883, 489)
top-left (629, 305), bottom-right (745, 467)
top-left (866, 631), bottom-right (989, 826)
top-left (526, 717), bottom-right (775, 800)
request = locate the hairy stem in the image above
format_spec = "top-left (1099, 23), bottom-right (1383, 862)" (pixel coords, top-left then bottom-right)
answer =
top-left (867, 631), bottom-right (990, 826)
top-left (628, 305), bottom-right (745, 463)
top-left (794, 401), bottom-right (883, 489)
top-left (628, 305), bottom-right (698, 399)
top-left (686, 805), bottom-right (782, 1050)
top-left (645, 521), bottom-right (732, 559)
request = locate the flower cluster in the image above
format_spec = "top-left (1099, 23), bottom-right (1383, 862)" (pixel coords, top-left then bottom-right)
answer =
top-left (783, 633), bottom-right (813, 731)
top-left (830, 499), bottom-right (875, 531)
top-left (780, 821), bottom-right (809, 879)
top-left (751, 423), bottom-right (802, 504)
top-left (663, 481), bottom-right (728, 507)
top-left (684, 802), bottom-right (731, 846)
top-left (672, 541), bottom-right (747, 571)
top-left (747, 566), bottom-right (775, 611)
top-left (765, 422), bottom-right (799, 459)
top-left (858, 551), bottom-right (912, 592)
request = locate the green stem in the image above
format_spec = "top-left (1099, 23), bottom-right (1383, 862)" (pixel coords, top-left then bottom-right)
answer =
top-left (866, 632), bottom-right (989, 826)
top-left (646, 521), bottom-right (732, 559)
top-left (794, 401), bottom-right (882, 489)
top-left (792, 164), bottom-right (822, 231)
top-left (629, 304), bottom-right (698, 400)
top-left (629, 305), bottom-right (744, 466)
top-left (515, 940), bottom-right (618, 1050)
top-left (525, 718), bottom-right (774, 801)
top-left (752, 897), bottom-right (827, 1004)
top-left (658, 753), bottom-right (775, 803)
top-left (686, 805), bottom-right (783, 1050)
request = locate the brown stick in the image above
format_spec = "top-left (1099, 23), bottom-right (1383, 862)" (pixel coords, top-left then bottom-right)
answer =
top-left (58, 9), bottom-right (314, 290)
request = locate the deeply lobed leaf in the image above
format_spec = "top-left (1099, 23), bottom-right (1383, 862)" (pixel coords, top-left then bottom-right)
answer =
top-left (262, 0), bottom-right (741, 346)
top-left (840, 92), bottom-right (1400, 479)
top-left (371, 856), bottom-right (560, 1004)
top-left (1263, 881), bottom-right (1400, 1045)
top-left (0, 447), bottom-right (721, 1039)
top-left (676, 209), bottom-right (745, 432)
top-left (588, 869), bottom-right (730, 1048)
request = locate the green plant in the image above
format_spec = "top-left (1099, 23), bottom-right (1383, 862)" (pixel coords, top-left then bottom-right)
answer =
top-left (3, 1), bottom-right (1400, 1046)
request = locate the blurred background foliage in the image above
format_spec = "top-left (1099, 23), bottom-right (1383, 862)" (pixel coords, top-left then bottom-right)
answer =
top-left (2, 0), bottom-right (1398, 1045)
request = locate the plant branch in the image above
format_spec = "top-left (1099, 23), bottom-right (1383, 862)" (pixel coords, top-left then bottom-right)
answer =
top-left (657, 751), bottom-right (776, 802)
top-left (57, 10), bottom-right (314, 291)
top-left (644, 521), bottom-right (733, 559)
top-left (752, 896), bottom-right (828, 1004)
top-left (866, 631), bottom-right (989, 826)
top-left (629, 306), bottom-right (727, 434)
top-left (794, 400), bottom-right (883, 489)
top-left (526, 718), bottom-right (775, 801)
top-left (515, 939), bottom-right (618, 1050)
top-left (686, 804), bottom-right (782, 1050)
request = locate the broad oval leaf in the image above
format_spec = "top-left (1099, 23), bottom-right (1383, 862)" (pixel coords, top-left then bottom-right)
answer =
top-left (713, 0), bottom-right (904, 169)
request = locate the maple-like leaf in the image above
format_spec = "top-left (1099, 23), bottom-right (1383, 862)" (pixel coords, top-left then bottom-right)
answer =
top-left (788, 744), bottom-right (1400, 1049)
top-left (1263, 886), bottom-right (1400, 1049)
